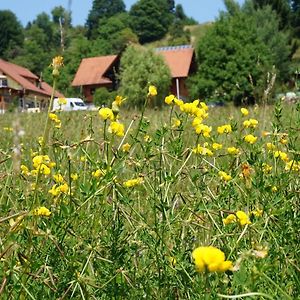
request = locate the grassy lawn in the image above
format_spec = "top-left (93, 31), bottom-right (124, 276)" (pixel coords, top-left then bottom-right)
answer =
top-left (0, 96), bottom-right (299, 299)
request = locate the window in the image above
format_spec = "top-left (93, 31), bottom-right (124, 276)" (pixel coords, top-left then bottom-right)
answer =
top-left (0, 78), bottom-right (8, 88)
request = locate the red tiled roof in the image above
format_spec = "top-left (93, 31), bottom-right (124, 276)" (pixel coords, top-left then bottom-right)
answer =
top-left (156, 46), bottom-right (195, 78)
top-left (72, 55), bottom-right (118, 86)
top-left (0, 58), bottom-right (63, 97)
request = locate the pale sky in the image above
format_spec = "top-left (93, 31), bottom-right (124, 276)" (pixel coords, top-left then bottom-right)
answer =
top-left (0, 0), bottom-right (245, 27)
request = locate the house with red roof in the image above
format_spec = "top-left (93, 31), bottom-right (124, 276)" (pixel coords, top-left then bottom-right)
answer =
top-left (72, 45), bottom-right (196, 103)
top-left (156, 45), bottom-right (196, 99)
top-left (72, 55), bottom-right (120, 103)
top-left (0, 58), bottom-right (64, 112)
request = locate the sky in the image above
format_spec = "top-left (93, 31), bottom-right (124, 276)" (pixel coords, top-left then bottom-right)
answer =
top-left (0, 0), bottom-right (245, 27)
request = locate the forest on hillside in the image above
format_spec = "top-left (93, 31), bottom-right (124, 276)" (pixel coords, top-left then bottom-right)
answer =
top-left (1, 0), bottom-right (300, 106)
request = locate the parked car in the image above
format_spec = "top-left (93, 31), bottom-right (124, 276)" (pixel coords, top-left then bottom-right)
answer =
top-left (53, 98), bottom-right (87, 111)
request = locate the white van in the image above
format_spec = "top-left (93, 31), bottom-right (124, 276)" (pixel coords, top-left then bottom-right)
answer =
top-left (53, 98), bottom-right (87, 111)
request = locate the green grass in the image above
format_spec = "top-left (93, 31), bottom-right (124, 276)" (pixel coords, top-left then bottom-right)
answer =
top-left (0, 98), bottom-right (299, 299)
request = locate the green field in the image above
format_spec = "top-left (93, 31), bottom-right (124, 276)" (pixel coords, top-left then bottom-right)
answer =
top-left (0, 96), bottom-right (299, 299)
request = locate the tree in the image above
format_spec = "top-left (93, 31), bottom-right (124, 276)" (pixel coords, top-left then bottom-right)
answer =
top-left (51, 6), bottom-right (72, 26)
top-left (86, 0), bottom-right (126, 39)
top-left (129, 0), bottom-right (173, 44)
top-left (95, 13), bottom-right (138, 54)
top-left (0, 10), bottom-right (24, 58)
top-left (119, 45), bottom-right (171, 108)
top-left (252, 0), bottom-right (291, 29)
top-left (188, 1), bottom-right (291, 105)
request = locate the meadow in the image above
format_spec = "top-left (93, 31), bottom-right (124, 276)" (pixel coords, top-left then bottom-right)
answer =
top-left (0, 89), bottom-right (299, 299)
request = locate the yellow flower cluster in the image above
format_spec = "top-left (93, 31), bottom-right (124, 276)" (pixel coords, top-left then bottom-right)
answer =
top-left (240, 107), bottom-right (249, 116)
top-left (192, 246), bottom-right (233, 272)
top-left (243, 118), bottom-right (258, 128)
top-left (32, 206), bottom-right (51, 217)
top-left (49, 113), bottom-right (61, 128)
top-left (92, 169), bottom-right (106, 178)
top-left (31, 155), bottom-right (55, 175)
top-left (108, 121), bottom-right (125, 137)
top-left (212, 142), bottom-right (223, 150)
top-left (262, 163), bottom-right (273, 173)
top-left (274, 150), bottom-right (289, 162)
top-left (99, 107), bottom-right (114, 121)
top-left (122, 143), bottom-right (131, 152)
top-left (244, 134), bottom-right (258, 144)
top-left (57, 97), bottom-right (67, 105)
top-left (148, 85), bottom-right (157, 96)
top-left (223, 211), bottom-right (251, 226)
top-left (227, 147), bottom-right (240, 155)
top-left (193, 145), bottom-right (213, 156)
top-left (217, 124), bottom-right (232, 134)
top-left (285, 160), bottom-right (300, 172)
top-left (48, 182), bottom-right (70, 197)
top-left (218, 171), bottom-right (232, 181)
top-left (123, 177), bottom-right (144, 188)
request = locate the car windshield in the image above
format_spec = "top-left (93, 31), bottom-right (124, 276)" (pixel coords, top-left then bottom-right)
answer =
top-left (74, 102), bottom-right (85, 107)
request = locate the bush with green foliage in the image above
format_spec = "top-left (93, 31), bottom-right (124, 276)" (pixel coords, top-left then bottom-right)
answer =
top-left (93, 87), bottom-right (117, 106)
top-left (189, 0), bottom-right (291, 105)
top-left (119, 45), bottom-right (171, 108)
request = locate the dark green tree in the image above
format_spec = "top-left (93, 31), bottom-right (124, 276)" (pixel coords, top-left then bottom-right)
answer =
top-left (32, 13), bottom-right (54, 45)
top-left (92, 14), bottom-right (138, 54)
top-left (188, 1), bottom-right (291, 105)
top-left (86, 0), bottom-right (126, 39)
top-left (51, 6), bottom-right (72, 27)
top-left (252, 0), bottom-right (291, 29)
top-left (119, 45), bottom-right (171, 107)
top-left (291, 0), bottom-right (300, 37)
top-left (0, 10), bottom-right (24, 58)
top-left (129, 0), bottom-right (173, 44)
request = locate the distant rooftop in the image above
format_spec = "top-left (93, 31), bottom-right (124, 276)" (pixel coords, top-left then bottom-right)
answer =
top-left (155, 45), bottom-right (193, 52)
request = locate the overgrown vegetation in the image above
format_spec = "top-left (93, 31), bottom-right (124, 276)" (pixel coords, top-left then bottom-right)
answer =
top-left (0, 63), bottom-right (299, 298)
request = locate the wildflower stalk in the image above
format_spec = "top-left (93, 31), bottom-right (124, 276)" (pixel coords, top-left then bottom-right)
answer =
top-left (41, 78), bottom-right (56, 153)
top-left (134, 95), bottom-right (149, 140)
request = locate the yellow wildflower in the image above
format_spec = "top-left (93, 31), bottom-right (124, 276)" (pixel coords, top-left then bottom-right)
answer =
top-left (112, 95), bottom-right (126, 107)
top-left (144, 135), bottom-right (151, 142)
top-left (108, 121), bottom-right (125, 137)
top-left (53, 173), bottom-right (64, 183)
top-left (49, 184), bottom-right (60, 196)
top-left (227, 147), bottom-right (240, 155)
top-left (165, 94), bottom-right (175, 105)
top-left (71, 173), bottom-right (78, 181)
top-left (148, 85), bottom-right (157, 96)
top-left (251, 209), bottom-right (263, 217)
top-left (122, 143), bottom-right (131, 152)
top-left (51, 56), bottom-right (64, 69)
top-left (33, 206), bottom-right (51, 217)
top-left (243, 118), bottom-right (258, 128)
top-left (223, 214), bottom-right (237, 225)
top-left (271, 186), bottom-right (278, 192)
top-left (20, 165), bottom-right (30, 176)
top-left (244, 134), bottom-right (258, 144)
top-left (171, 118), bottom-right (181, 128)
top-left (194, 124), bottom-right (212, 137)
top-left (92, 169), bottom-right (105, 178)
top-left (236, 211), bottom-right (251, 226)
top-left (241, 107), bottom-right (249, 116)
top-left (266, 142), bottom-right (276, 151)
top-left (123, 177), bottom-right (144, 188)
top-left (262, 163), bottom-right (272, 174)
top-left (218, 171), bottom-right (232, 181)
top-left (99, 107), bottom-right (114, 121)
top-left (285, 160), bottom-right (300, 172)
top-left (193, 145), bottom-right (213, 156)
top-left (58, 97), bottom-right (67, 105)
top-left (174, 98), bottom-right (184, 107)
top-left (274, 150), bottom-right (288, 162)
top-left (212, 143), bottom-right (223, 150)
top-left (192, 246), bottom-right (233, 273)
top-left (217, 124), bottom-right (232, 134)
